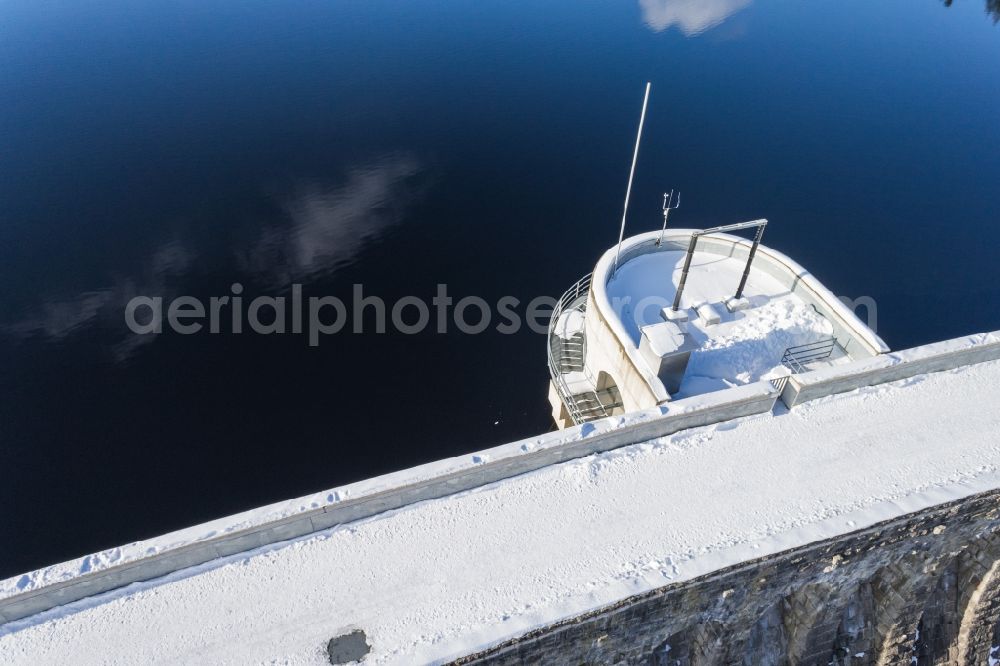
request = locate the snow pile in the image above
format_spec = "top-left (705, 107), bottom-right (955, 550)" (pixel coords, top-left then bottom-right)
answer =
top-left (682, 296), bottom-right (833, 388)
top-left (3, 358), bottom-right (1000, 665)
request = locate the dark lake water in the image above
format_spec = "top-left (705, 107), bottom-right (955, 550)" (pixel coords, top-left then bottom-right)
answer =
top-left (2, 0), bottom-right (999, 577)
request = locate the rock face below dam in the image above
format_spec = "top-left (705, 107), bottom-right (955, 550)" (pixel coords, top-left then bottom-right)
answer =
top-left (458, 488), bottom-right (1000, 666)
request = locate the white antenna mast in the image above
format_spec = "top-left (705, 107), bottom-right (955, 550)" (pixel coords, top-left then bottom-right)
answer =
top-left (655, 189), bottom-right (680, 246)
top-left (612, 82), bottom-right (651, 276)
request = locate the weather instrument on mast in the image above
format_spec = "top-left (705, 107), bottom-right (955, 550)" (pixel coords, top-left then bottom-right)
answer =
top-left (656, 189), bottom-right (680, 246)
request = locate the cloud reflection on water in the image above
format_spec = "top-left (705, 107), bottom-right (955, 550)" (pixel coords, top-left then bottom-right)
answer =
top-left (639, 0), bottom-right (751, 35)
top-left (4, 154), bottom-right (424, 360)
top-left (240, 154), bottom-right (423, 286)
top-left (5, 241), bottom-right (194, 342)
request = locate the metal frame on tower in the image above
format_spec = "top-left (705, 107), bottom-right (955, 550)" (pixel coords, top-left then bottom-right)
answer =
top-left (670, 219), bottom-right (769, 312)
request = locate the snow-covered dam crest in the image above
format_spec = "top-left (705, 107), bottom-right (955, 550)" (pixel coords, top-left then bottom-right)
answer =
top-left (2, 331), bottom-right (1000, 664)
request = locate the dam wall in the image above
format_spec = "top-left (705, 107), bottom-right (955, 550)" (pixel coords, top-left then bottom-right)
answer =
top-left (3, 332), bottom-right (1000, 663)
top-left (5, 330), bottom-right (998, 646)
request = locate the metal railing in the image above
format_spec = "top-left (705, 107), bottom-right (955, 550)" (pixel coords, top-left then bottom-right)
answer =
top-left (547, 273), bottom-right (592, 425)
top-left (547, 274), bottom-right (623, 425)
top-left (781, 338), bottom-right (837, 374)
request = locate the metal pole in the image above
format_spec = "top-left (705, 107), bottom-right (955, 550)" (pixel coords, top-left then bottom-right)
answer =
top-left (671, 234), bottom-right (699, 311)
top-left (612, 82), bottom-right (651, 275)
top-left (734, 222), bottom-right (766, 300)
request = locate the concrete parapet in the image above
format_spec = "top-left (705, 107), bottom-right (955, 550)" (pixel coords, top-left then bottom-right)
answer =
top-left (782, 331), bottom-right (1000, 408)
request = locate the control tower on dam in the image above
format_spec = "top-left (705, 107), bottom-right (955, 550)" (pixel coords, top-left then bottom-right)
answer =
top-left (547, 225), bottom-right (886, 428)
top-left (2, 230), bottom-right (1000, 664)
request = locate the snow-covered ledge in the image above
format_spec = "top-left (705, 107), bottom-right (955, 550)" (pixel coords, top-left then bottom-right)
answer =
top-left (0, 381), bottom-right (779, 625)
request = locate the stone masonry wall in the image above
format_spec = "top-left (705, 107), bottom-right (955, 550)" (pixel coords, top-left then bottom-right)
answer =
top-left (455, 488), bottom-right (1000, 666)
